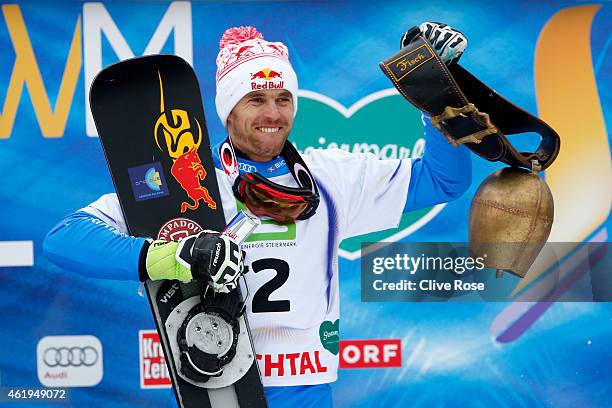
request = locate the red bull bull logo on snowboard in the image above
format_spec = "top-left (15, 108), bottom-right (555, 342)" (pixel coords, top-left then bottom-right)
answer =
top-left (250, 68), bottom-right (284, 90)
top-left (153, 71), bottom-right (217, 213)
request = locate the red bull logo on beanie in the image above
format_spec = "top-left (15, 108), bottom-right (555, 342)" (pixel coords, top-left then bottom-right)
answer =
top-left (250, 68), bottom-right (284, 90)
top-left (251, 81), bottom-right (285, 91)
top-left (250, 68), bottom-right (283, 81)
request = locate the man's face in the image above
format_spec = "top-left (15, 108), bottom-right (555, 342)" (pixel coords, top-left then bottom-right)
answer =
top-left (226, 89), bottom-right (294, 162)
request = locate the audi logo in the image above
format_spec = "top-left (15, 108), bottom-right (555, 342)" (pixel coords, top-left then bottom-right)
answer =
top-left (43, 346), bottom-right (100, 367)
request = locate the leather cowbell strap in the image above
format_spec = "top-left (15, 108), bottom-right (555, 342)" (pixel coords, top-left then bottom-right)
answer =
top-left (379, 34), bottom-right (560, 171)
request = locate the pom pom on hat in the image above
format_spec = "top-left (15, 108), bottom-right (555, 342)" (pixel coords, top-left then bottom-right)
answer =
top-left (219, 26), bottom-right (263, 49)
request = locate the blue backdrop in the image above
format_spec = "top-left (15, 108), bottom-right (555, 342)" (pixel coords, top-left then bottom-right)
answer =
top-left (1, 1), bottom-right (610, 407)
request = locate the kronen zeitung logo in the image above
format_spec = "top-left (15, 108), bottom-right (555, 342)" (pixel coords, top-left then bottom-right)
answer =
top-left (292, 89), bottom-right (445, 260)
top-left (139, 330), bottom-right (171, 388)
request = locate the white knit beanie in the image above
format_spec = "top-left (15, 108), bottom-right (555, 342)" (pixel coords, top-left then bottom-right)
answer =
top-left (215, 26), bottom-right (298, 127)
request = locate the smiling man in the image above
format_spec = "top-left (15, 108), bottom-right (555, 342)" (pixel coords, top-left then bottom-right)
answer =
top-left (226, 89), bottom-right (293, 161)
top-left (44, 24), bottom-right (472, 408)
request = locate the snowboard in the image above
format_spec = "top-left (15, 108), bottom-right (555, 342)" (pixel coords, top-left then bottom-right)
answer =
top-left (89, 54), bottom-right (267, 408)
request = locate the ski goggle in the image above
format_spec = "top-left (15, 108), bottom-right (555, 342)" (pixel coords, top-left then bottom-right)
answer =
top-left (233, 172), bottom-right (319, 224)
top-left (222, 140), bottom-right (320, 224)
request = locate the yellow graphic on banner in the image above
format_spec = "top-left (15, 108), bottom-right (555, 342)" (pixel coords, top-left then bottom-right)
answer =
top-left (0, 5), bottom-right (81, 138)
top-left (513, 4), bottom-right (611, 294)
top-left (536, 4), bottom-right (611, 241)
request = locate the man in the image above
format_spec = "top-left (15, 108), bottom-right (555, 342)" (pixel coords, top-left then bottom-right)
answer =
top-left (44, 23), bottom-right (471, 407)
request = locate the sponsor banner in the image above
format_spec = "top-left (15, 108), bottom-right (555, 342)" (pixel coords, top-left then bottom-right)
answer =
top-left (139, 330), bottom-right (171, 389)
top-left (339, 339), bottom-right (402, 369)
top-left (37, 335), bottom-right (103, 387)
top-left (292, 90), bottom-right (439, 260)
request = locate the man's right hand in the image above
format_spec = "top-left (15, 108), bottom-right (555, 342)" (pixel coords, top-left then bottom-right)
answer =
top-left (401, 22), bottom-right (468, 65)
top-left (144, 230), bottom-right (245, 292)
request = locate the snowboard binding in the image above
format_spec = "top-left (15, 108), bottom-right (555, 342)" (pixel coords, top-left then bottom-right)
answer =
top-left (177, 289), bottom-right (244, 382)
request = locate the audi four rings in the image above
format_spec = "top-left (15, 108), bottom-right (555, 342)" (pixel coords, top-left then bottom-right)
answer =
top-left (43, 347), bottom-right (99, 367)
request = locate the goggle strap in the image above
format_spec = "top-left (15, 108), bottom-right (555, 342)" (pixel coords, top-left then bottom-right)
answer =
top-left (281, 142), bottom-right (319, 196)
top-left (226, 138), bottom-right (320, 222)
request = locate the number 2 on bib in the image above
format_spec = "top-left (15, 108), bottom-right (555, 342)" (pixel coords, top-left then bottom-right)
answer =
top-left (251, 258), bottom-right (291, 313)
